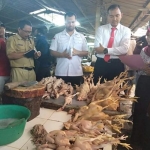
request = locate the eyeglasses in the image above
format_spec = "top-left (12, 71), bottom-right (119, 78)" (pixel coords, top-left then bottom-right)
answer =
top-left (21, 29), bottom-right (32, 34)
top-left (65, 21), bottom-right (76, 24)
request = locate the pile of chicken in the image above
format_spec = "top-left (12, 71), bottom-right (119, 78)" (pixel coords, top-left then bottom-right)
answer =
top-left (40, 77), bottom-right (78, 110)
top-left (30, 72), bottom-right (135, 150)
top-left (41, 71), bottom-right (136, 111)
top-left (76, 71), bottom-right (136, 111)
top-left (31, 102), bottom-right (132, 150)
top-left (40, 77), bottom-right (74, 99)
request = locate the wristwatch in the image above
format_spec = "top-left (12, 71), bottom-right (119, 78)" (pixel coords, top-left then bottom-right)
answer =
top-left (103, 48), bottom-right (108, 54)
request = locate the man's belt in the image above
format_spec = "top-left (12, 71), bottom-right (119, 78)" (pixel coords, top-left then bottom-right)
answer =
top-left (16, 67), bottom-right (34, 71)
top-left (97, 57), bottom-right (121, 63)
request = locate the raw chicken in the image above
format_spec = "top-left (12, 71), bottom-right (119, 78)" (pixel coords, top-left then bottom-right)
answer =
top-left (58, 93), bottom-right (79, 111)
top-left (37, 144), bottom-right (56, 150)
top-left (54, 131), bottom-right (70, 147)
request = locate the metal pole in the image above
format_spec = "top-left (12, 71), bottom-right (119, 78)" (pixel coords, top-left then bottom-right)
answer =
top-left (95, 0), bottom-right (101, 34)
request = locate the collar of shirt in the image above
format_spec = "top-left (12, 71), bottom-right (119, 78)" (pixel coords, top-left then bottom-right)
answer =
top-left (62, 29), bottom-right (79, 36)
top-left (108, 23), bottom-right (121, 31)
top-left (16, 34), bottom-right (30, 41)
top-left (16, 34), bottom-right (22, 40)
top-left (36, 34), bottom-right (46, 40)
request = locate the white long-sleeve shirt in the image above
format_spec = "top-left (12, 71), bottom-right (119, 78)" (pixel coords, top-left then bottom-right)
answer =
top-left (94, 23), bottom-right (131, 59)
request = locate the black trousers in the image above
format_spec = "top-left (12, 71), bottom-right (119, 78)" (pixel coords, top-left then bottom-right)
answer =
top-left (131, 75), bottom-right (150, 149)
top-left (56, 76), bottom-right (83, 86)
top-left (36, 66), bottom-right (50, 81)
top-left (93, 57), bottom-right (125, 84)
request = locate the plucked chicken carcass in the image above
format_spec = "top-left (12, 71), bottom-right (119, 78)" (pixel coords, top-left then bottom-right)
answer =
top-left (58, 83), bottom-right (73, 96)
top-left (39, 76), bottom-right (57, 87)
top-left (76, 83), bottom-right (90, 101)
top-left (58, 93), bottom-right (79, 111)
top-left (54, 131), bottom-right (70, 147)
top-left (64, 119), bottom-right (105, 135)
top-left (73, 138), bottom-right (93, 150)
top-left (56, 146), bottom-right (71, 150)
top-left (92, 94), bottom-right (120, 111)
top-left (37, 144), bottom-right (56, 150)
top-left (76, 76), bottom-right (90, 101)
top-left (72, 103), bottom-right (109, 122)
top-left (42, 91), bottom-right (51, 100)
top-left (46, 130), bottom-right (61, 144)
top-left (41, 77), bottom-right (74, 100)
top-left (89, 71), bottom-right (136, 111)
top-left (59, 82), bottom-right (74, 96)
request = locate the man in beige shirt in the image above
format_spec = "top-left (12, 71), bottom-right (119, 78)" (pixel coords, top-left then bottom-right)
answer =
top-left (6, 20), bottom-right (41, 82)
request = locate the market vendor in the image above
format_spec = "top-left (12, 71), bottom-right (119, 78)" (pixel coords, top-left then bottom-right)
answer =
top-left (131, 28), bottom-right (150, 150)
top-left (6, 20), bottom-right (41, 82)
top-left (50, 12), bottom-right (88, 86)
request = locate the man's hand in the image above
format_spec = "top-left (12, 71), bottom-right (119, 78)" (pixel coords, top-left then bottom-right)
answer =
top-left (72, 48), bottom-right (88, 57)
top-left (72, 48), bottom-right (79, 56)
top-left (34, 51), bottom-right (41, 59)
top-left (61, 49), bottom-right (71, 59)
top-left (94, 44), bottom-right (105, 54)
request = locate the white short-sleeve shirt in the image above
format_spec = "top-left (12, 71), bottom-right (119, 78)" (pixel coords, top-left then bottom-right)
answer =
top-left (50, 30), bottom-right (88, 76)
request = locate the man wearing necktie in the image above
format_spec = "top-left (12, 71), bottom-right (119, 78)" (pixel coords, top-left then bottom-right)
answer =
top-left (94, 4), bottom-right (131, 84)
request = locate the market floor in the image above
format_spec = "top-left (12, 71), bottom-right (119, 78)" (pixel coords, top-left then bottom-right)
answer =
top-left (0, 107), bottom-right (112, 150)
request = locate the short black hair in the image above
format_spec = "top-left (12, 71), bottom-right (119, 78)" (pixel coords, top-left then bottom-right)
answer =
top-left (36, 26), bottom-right (48, 35)
top-left (18, 20), bottom-right (32, 29)
top-left (64, 12), bottom-right (77, 20)
top-left (107, 4), bottom-right (121, 13)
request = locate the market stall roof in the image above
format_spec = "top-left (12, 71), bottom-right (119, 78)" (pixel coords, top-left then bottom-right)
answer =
top-left (0, 0), bottom-right (150, 38)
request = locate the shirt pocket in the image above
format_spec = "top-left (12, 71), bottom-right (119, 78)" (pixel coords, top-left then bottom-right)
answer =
top-left (58, 35), bottom-right (69, 51)
top-left (73, 36), bottom-right (83, 49)
top-left (58, 35), bottom-right (68, 43)
top-left (16, 42), bottom-right (25, 52)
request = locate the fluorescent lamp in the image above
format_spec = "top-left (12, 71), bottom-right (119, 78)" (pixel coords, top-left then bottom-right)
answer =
top-left (88, 36), bottom-right (95, 39)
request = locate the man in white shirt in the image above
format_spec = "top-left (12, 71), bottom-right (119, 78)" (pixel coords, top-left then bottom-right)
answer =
top-left (50, 12), bottom-right (88, 86)
top-left (94, 4), bottom-right (131, 84)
